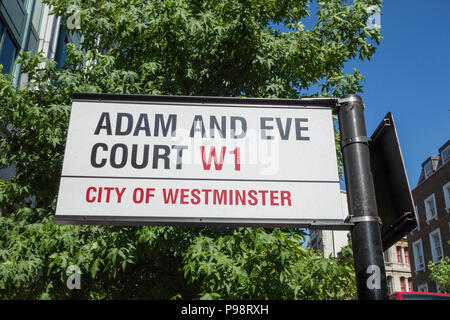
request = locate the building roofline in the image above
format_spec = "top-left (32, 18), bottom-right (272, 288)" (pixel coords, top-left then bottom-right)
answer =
top-left (412, 159), bottom-right (450, 192)
top-left (421, 156), bottom-right (440, 168)
top-left (438, 140), bottom-right (450, 153)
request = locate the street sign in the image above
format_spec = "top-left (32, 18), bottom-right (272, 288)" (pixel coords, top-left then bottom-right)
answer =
top-left (369, 112), bottom-right (417, 250)
top-left (54, 93), bottom-right (345, 228)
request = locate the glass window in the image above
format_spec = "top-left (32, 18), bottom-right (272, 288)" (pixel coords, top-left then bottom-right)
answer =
top-left (387, 277), bottom-right (393, 295)
top-left (0, 29), bottom-right (17, 75)
top-left (32, 0), bottom-right (45, 34)
top-left (429, 229), bottom-right (443, 263)
top-left (424, 194), bottom-right (437, 221)
top-left (442, 146), bottom-right (450, 164)
top-left (400, 277), bottom-right (406, 292)
top-left (413, 239), bottom-right (425, 271)
top-left (404, 248), bottom-right (409, 264)
top-left (417, 283), bottom-right (428, 292)
top-left (401, 293), bottom-right (450, 300)
top-left (408, 278), bottom-right (412, 292)
top-left (396, 247), bottom-right (403, 263)
top-left (424, 162), bottom-right (433, 179)
top-left (384, 249), bottom-right (390, 263)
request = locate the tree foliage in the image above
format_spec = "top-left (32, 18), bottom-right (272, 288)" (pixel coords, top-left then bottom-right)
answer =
top-left (0, 0), bottom-right (382, 299)
top-left (428, 245), bottom-right (450, 294)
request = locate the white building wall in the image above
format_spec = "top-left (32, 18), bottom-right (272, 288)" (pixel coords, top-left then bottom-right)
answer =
top-left (384, 238), bottom-right (412, 294)
top-left (309, 190), bottom-right (350, 257)
top-left (322, 229), bottom-right (350, 258)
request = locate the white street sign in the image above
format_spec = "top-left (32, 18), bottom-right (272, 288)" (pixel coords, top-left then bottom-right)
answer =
top-left (55, 94), bottom-right (344, 228)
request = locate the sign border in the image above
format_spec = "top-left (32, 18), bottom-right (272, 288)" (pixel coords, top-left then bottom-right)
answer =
top-left (55, 93), bottom-right (349, 229)
top-left (54, 215), bottom-right (352, 230)
top-left (72, 92), bottom-right (338, 108)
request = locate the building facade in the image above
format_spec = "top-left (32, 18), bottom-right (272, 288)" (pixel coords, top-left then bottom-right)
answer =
top-left (309, 191), bottom-right (413, 295)
top-left (384, 237), bottom-right (413, 295)
top-left (1, 0), bottom-right (45, 84)
top-left (407, 140), bottom-right (450, 293)
top-left (0, 0), bottom-right (74, 216)
top-left (309, 190), bottom-right (351, 258)
top-left (0, 0), bottom-right (72, 86)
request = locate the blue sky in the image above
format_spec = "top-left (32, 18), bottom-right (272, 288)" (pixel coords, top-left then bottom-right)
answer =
top-left (276, 0), bottom-right (450, 189)
top-left (272, 0), bottom-right (450, 245)
top-left (345, 0), bottom-right (450, 187)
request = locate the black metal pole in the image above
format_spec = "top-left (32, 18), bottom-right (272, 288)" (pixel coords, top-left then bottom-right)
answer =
top-left (337, 94), bottom-right (388, 300)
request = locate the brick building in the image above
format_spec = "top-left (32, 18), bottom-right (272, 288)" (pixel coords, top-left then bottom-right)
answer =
top-left (408, 140), bottom-right (450, 292)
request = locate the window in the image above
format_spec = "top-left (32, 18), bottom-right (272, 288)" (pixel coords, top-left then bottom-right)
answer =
top-left (0, 22), bottom-right (17, 75)
top-left (396, 246), bottom-right (403, 263)
top-left (387, 277), bottom-right (393, 295)
top-left (384, 249), bottom-right (390, 263)
top-left (442, 146), bottom-right (450, 164)
top-left (32, 0), bottom-right (45, 34)
top-left (404, 248), bottom-right (409, 264)
top-left (424, 162), bottom-right (433, 179)
top-left (424, 194), bottom-right (437, 222)
top-left (429, 229), bottom-right (443, 263)
top-left (408, 278), bottom-right (412, 292)
top-left (400, 277), bottom-right (406, 292)
top-left (418, 283), bottom-right (428, 292)
top-left (443, 182), bottom-right (450, 210)
top-left (412, 239), bottom-right (425, 271)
